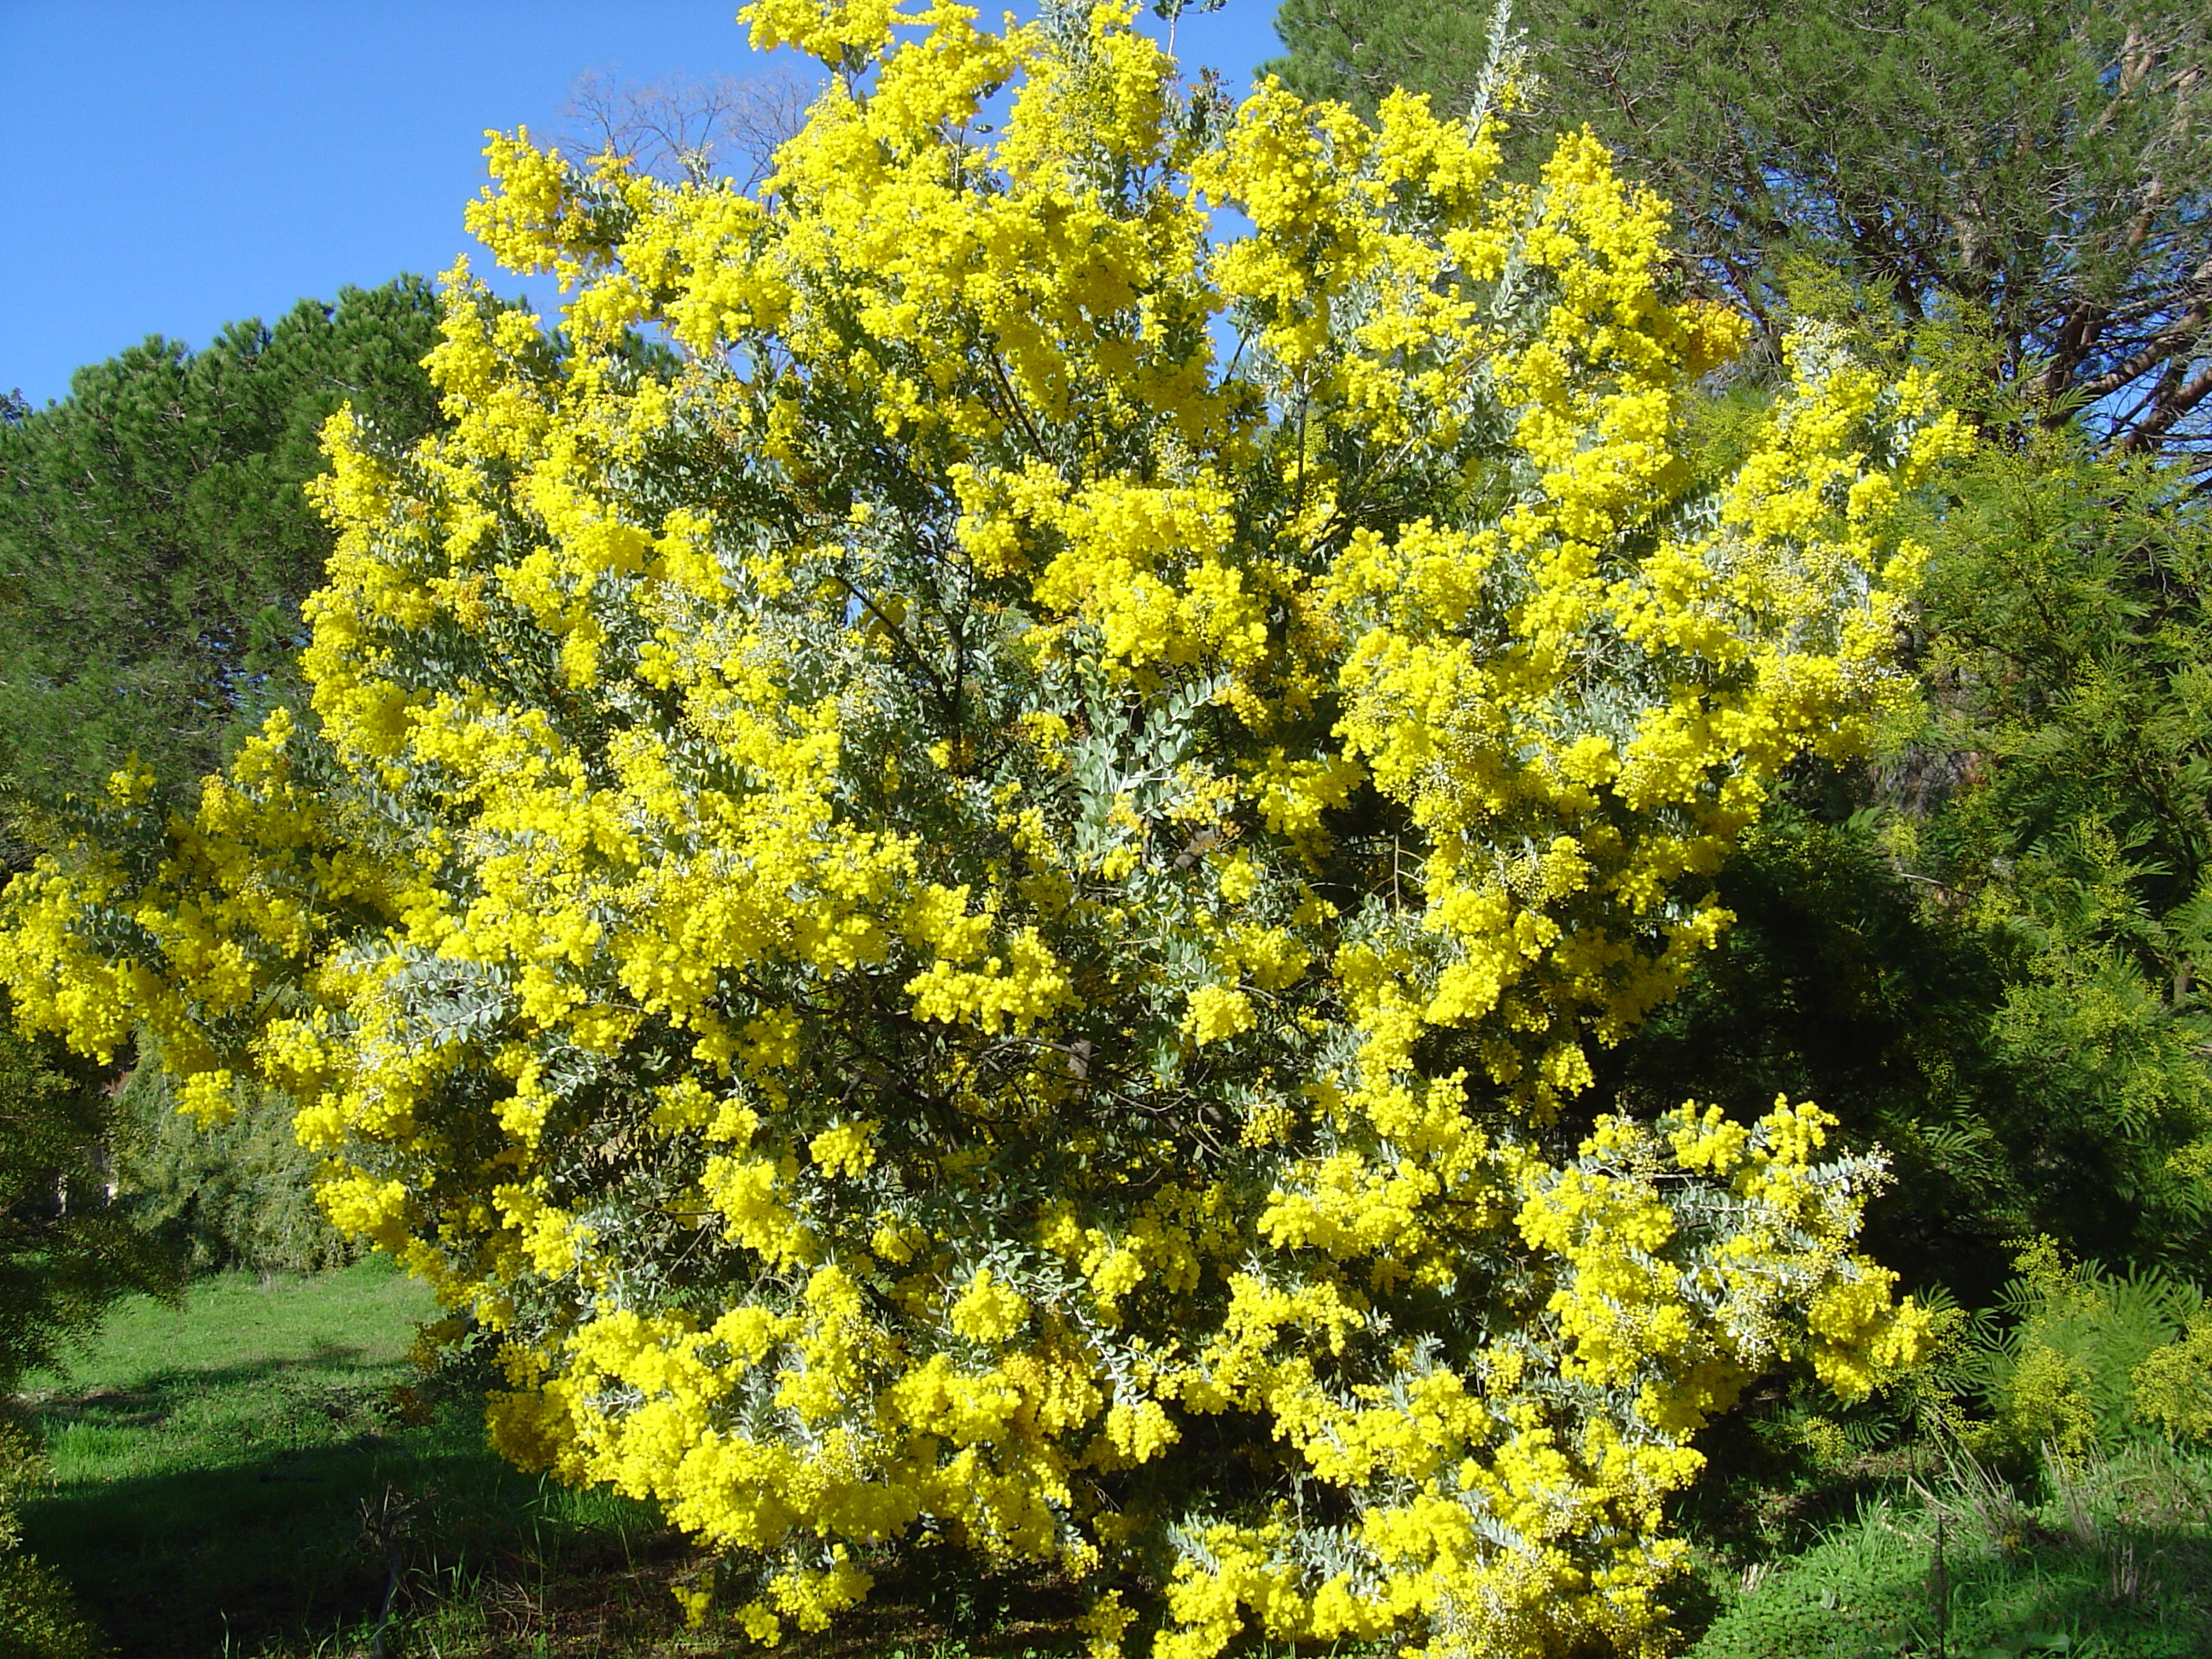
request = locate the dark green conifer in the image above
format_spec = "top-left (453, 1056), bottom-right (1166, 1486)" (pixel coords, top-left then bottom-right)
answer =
top-left (0, 277), bottom-right (445, 841)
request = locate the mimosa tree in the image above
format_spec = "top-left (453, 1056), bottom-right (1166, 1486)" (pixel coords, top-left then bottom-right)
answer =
top-left (0, 3), bottom-right (1959, 1652)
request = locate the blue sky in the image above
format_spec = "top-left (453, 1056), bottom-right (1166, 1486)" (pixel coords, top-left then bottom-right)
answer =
top-left (0, 2), bottom-right (1288, 407)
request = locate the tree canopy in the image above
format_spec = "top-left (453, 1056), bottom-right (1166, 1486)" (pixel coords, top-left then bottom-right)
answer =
top-left (1269, 0), bottom-right (2212, 464)
top-left (0, 278), bottom-right (446, 841)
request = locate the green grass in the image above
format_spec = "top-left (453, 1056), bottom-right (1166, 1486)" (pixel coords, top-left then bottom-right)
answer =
top-left (30, 1256), bottom-right (428, 1485)
top-left (18, 1259), bottom-right (695, 1658)
top-left (13, 1261), bottom-right (1091, 1658)
top-left (1685, 1441), bottom-right (2212, 1659)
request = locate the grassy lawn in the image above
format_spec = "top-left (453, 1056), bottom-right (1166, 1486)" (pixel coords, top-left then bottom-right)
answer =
top-left (14, 1260), bottom-right (1086, 1658)
top-left (18, 1260), bottom-right (696, 1658)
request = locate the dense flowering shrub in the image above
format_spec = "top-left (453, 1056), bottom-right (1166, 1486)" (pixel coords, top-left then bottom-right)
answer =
top-left (0, 3), bottom-right (1961, 1653)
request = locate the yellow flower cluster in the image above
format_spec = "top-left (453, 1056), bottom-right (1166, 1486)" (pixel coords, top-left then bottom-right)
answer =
top-left (0, 3), bottom-right (1955, 1654)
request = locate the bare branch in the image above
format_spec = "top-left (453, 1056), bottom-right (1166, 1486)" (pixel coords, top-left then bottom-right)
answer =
top-left (557, 67), bottom-right (816, 192)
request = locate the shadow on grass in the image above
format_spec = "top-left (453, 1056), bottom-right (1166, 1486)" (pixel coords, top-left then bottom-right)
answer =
top-left (28, 1345), bottom-right (378, 1432)
top-left (21, 1350), bottom-right (672, 1658)
top-left (27, 1347), bottom-right (1106, 1658)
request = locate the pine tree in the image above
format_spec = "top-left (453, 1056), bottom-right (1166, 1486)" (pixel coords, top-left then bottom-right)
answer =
top-left (0, 278), bottom-right (446, 842)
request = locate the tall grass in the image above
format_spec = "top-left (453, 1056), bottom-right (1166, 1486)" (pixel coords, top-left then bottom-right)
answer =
top-left (1688, 1437), bottom-right (2212, 1658)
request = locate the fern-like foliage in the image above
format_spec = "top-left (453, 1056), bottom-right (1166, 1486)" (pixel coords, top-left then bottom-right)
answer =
top-left (1959, 1242), bottom-right (2205, 1460)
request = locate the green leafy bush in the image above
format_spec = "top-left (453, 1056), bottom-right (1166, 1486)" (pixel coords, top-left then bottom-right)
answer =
top-left (2131, 1318), bottom-right (2212, 1446)
top-left (110, 1049), bottom-right (355, 1278)
top-left (0, 1007), bottom-right (168, 1658)
top-left (0, 1008), bottom-right (172, 1391)
top-left (0, 1423), bottom-right (108, 1659)
top-left (1605, 430), bottom-right (2212, 1312)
